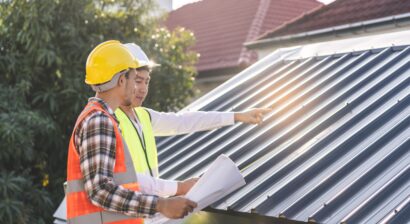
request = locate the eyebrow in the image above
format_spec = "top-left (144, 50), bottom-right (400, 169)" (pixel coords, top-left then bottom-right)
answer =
top-left (136, 75), bottom-right (151, 81)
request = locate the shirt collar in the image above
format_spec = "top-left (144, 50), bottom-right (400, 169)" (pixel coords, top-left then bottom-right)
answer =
top-left (88, 97), bottom-right (119, 122)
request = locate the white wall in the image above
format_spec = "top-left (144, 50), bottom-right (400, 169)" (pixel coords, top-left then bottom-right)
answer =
top-left (156, 0), bottom-right (173, 12)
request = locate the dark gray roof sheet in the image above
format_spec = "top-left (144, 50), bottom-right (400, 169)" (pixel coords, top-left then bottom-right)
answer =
top-left (54, 33), bottom-right (410, 224)
top-left (157, 45), bottom-right (410, 223)
top-left (53, 196), bottom-right (66, 222)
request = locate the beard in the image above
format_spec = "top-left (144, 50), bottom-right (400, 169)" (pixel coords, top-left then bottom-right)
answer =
top-left (122, 97), bottom-right (132, 107)
top-left (122, 78), bottom-right (135, 107)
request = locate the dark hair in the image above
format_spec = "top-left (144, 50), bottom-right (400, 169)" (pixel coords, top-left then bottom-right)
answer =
top-left (136, 66), bottom-right (151, 73)
top-left (124, 70), bottom-right (130, 79)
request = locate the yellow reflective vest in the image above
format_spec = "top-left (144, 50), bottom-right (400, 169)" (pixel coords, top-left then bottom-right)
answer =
top-left (115, 107), bottom-right (159, 177)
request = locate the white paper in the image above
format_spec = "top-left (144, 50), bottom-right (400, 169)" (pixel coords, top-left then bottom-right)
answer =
top-left (147, 154), bottom-right (246, 224)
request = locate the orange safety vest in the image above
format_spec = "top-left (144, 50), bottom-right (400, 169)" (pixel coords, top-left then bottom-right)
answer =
top-left (66, 102), bottom-right (144, 224)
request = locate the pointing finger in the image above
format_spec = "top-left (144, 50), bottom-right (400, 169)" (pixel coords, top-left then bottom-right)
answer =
top-left (260, 108), bottom-right (273, 114)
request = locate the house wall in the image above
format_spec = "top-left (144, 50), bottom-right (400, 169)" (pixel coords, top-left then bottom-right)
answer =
top-left (156, 0), bottom-right (173, 11)
top-left (193, 66), bottom-right (246, 99)
top-left (195, 74), bottom-right (235, 99)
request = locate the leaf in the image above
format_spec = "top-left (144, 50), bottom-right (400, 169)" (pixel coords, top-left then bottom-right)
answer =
top-left (0, 0), bottom-right (198, 222)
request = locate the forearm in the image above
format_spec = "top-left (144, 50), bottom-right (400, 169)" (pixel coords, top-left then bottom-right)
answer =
top-left (84, 174), bottom-right (159, 218)
top-left (136, 173), bottom-right (178, 197)
top-left (149, 109), bottom-right (235, 136)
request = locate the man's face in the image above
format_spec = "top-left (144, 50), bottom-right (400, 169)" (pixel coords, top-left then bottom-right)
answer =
top-left (131, 69), bottom-right (150, 107)
top-left (121, 69), bottom-right (138, 107)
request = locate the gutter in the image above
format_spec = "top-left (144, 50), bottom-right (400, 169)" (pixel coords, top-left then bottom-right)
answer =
top-left (245, 12), bottom-right (410, 49)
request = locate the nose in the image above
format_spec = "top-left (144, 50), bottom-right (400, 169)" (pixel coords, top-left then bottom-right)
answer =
top-left (140, 83), bottom-right (148, 94)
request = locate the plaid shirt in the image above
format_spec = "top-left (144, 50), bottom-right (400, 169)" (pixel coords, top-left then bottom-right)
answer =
top-left (74, 97), bottom-right (158, 218)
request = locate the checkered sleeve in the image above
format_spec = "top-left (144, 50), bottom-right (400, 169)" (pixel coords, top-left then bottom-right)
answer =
top-left (77, 112), bottom-right (159, 218)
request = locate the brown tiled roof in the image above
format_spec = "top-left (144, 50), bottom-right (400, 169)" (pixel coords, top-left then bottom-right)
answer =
top-left (258, 0), bottom-right (410, 40)
top-left (165, 0), bottom-right (321, 72)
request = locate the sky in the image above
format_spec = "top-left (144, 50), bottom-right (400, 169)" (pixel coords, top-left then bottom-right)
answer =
top-left (173, 0), bottom-right (336, 10)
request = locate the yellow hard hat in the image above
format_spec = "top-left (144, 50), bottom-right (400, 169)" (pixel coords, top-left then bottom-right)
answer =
top-left (85, 40), bottom-right (139, 85)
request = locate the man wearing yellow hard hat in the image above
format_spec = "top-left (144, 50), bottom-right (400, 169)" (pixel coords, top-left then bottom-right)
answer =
top-left (115, 43), bottom-right (272, 198)
top-left (66, 40), bottom-right (197, 224)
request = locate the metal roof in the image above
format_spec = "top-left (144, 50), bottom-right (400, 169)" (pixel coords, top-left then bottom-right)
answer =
top-left (53, 196), bottom-right (66, 224)
top-left (156, 31), bottom-right (410, 223)
top-left (54, 31), bottom-right (410, 224)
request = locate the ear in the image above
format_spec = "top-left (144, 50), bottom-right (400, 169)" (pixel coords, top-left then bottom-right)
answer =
top-left (118, 74), bottom-right (126, 87)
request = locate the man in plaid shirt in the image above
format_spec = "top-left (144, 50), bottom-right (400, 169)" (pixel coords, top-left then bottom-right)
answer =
top-left (67, 40), bottom-right (196, 223)
top-left (74, 97), bottom-right (165, 217)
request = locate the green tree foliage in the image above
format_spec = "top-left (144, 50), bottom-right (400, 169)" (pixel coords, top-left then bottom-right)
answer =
top-left (0, 0), bottom-right (197, 223)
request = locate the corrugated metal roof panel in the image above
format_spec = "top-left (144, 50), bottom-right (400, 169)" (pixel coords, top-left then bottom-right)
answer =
top-left (53, 196), bottom-right (66, 222)
top-left (156, 43), bottom-right (410, 223)
top-left (54, 32), bottom-right (410, 224)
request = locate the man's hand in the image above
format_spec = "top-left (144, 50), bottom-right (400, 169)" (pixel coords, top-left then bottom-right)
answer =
top-left (176, 177), bottom-right (199, 195)
top-left (234, 108), bottom-right (272, 124)
top-left (156, 196), bottom-right (197, 219)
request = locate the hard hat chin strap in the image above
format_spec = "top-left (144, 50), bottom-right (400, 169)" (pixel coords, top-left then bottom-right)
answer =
top-left (91, 70), bottom-right (128, 92)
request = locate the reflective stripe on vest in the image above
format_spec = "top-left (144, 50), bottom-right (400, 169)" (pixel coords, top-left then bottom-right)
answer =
top-left (115, 107), bottom-right (159, 177)
top-left (66, 102), bottom-right (143, 224)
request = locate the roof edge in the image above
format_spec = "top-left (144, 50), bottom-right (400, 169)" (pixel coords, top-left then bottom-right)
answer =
top-left (283, 29), bottom-right (410, 60)
top-left (245, 12), bottom-right (410, 49)
top-left (204, 207), bottom-right (312, 224)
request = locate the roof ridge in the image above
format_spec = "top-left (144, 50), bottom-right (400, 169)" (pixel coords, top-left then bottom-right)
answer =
top-left (255, 0), bottom-right (343, 40)
top-left (238, 0), bottom-right (271, 66)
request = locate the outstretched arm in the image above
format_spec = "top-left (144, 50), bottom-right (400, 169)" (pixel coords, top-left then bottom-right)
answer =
top-left (148, 109), bottom-right (235, 136)
top-left (148, 108), bottom-right (272, 137)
